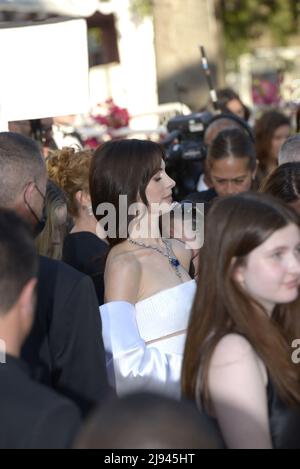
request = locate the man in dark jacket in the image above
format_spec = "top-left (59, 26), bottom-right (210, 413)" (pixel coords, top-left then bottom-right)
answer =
top-left (0, 132), bottom-right (109, 416)
top-left (0, 209), bottom-right (81, 448)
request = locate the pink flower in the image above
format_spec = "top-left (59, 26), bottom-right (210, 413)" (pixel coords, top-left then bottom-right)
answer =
top-left (84, 99), bottom-right (130, 148)
top-left (84, 137), bottom-right (100, 149)
top-left (252, 78), bottom-right (281, 106)
top-left (92, 99), bottom-right (130, 129)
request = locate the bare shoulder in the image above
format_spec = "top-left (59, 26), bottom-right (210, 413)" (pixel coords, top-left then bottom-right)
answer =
top-left (208, 333), bottom-right (271, 449)
top-left (169, 238), bottom-right (192, 270)
top-left (211, 334), bottom-right (255, 368)
top-left (104, 247), bottom-right (142, 303)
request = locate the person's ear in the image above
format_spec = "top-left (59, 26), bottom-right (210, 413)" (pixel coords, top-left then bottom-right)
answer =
top-left (75, 190), bottom-right (84, 206)
top-left (23, 181), bottom-right (35, 204)
top-left (231, 257), bottom-right (245, 286)
top-left (75, 189), bottom-right (83, 203)
top-left (81, 191), bottom-right (91, 207)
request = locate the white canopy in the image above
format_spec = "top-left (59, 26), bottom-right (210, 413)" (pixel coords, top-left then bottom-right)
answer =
top-left (0, 0), bottom-right (100, 17)
top-left (0, 18), bottom-right (90, 126)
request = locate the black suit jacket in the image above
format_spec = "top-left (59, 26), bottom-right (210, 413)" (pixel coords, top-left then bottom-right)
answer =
top-left (21, 256), bottom-right (109, 416)
top-left (0, 355), bottom-right (81, 449)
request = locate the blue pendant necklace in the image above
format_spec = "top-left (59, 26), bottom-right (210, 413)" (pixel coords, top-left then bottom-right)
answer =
top-left (128, 238), bottom-right (183, 281)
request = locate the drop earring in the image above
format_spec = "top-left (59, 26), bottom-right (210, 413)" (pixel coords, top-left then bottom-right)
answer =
top-left (87, 205), bottom-right (94, 216)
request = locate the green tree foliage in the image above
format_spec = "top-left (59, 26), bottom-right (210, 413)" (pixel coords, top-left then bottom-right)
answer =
top-left (218, 0), bottom-right (300, 59)
top-left (130, 0), bottom-right (153, 18)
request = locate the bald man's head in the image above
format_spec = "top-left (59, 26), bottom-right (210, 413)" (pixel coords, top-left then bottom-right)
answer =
top-left (0, 132), bottom-right (46, 208)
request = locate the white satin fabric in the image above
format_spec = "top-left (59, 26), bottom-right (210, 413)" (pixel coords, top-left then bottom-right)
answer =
top-left (100, 280), bottom-right (196, 398)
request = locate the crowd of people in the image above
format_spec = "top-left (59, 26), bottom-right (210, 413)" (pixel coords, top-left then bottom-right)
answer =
top-left (1, 87), bottom-right (300, 449)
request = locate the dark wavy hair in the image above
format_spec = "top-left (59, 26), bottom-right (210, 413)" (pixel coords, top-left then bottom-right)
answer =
top-left (260, 162), bottom-right (300, 204)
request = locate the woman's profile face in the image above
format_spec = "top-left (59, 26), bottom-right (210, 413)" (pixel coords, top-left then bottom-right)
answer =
top-left (234, 223), bottom-right (300, 314)
top-left (271, 124), bottom-right (290, 162)
top-left (226, 99), bottom-right (245, 120)
top-left (209, 157), bottom-right (254, 197)
top-left (145, 159), bottom-right (175, 214)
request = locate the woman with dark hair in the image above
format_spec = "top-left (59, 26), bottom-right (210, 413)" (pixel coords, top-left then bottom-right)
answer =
top-left (217, 87), bottom-right (250, 121)
top-left (182, 192), bottom-right (300, 448)
top-left (260, 162), bottom-right (300, 215)
top-left (90, 139), bottom-right (196, 398)
top-left (255, 110), bottom-right (290, 181)
top-left (206, 127), bottom-right (257, 198)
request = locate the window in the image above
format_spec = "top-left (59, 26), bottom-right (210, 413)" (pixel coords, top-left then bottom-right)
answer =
top-left (87, 12), bottom-right (119, 67)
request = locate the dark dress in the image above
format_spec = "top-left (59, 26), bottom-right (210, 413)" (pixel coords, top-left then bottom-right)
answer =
top-left (0, 355), bottom-right (81, 449)
top-left (62, 232), bottom-right (109, 305)
top-left (268, 379), bottom-right (300, 449)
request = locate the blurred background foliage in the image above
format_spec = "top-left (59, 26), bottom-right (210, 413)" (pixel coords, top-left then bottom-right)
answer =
top-left (217, 0), bottom-right (300, 60)
top-left (130, 0), bottom-right (153, 17)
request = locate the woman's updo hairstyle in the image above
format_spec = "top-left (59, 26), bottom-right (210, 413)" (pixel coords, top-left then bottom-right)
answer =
top-left (47, 147), bottom-right (93, 218)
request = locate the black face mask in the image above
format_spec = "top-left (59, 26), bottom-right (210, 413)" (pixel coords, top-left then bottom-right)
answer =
top-left (33, 206), bottom-right (47, 238)
top-left (25, 201), bottom-right (47, 238)
top-left (23, 183), bottom-right (47, 238)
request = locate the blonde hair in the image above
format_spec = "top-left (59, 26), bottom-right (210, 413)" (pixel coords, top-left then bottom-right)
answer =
top-left (47, 147), bottom-right (93, 218)
top-left (36, 180), bottom-right (68, 260)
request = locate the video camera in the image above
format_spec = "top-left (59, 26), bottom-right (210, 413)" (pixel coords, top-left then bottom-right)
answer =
top-left (163, 111), bottom-right (213, 200)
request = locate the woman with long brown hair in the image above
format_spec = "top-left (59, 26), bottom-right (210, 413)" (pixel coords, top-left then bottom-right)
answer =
top-left (90, 139), bottom-right (196, 398)
top-left (182, 192), bottom-right (300, 448)
top-left (255, 110), bottom-right (290, 181)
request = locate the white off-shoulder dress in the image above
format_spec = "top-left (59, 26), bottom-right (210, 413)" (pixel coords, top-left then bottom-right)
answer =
top-left (100, 279), bottom-right (196, 398)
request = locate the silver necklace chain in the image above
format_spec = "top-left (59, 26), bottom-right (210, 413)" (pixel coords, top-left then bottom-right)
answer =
top-left (128, 238), bottom-right (183, 281)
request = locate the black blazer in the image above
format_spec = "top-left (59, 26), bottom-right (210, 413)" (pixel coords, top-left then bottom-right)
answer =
top-left (21, 256), bottom-right (109, 416)
top-left (0, 355), bottom-right (81, 449)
